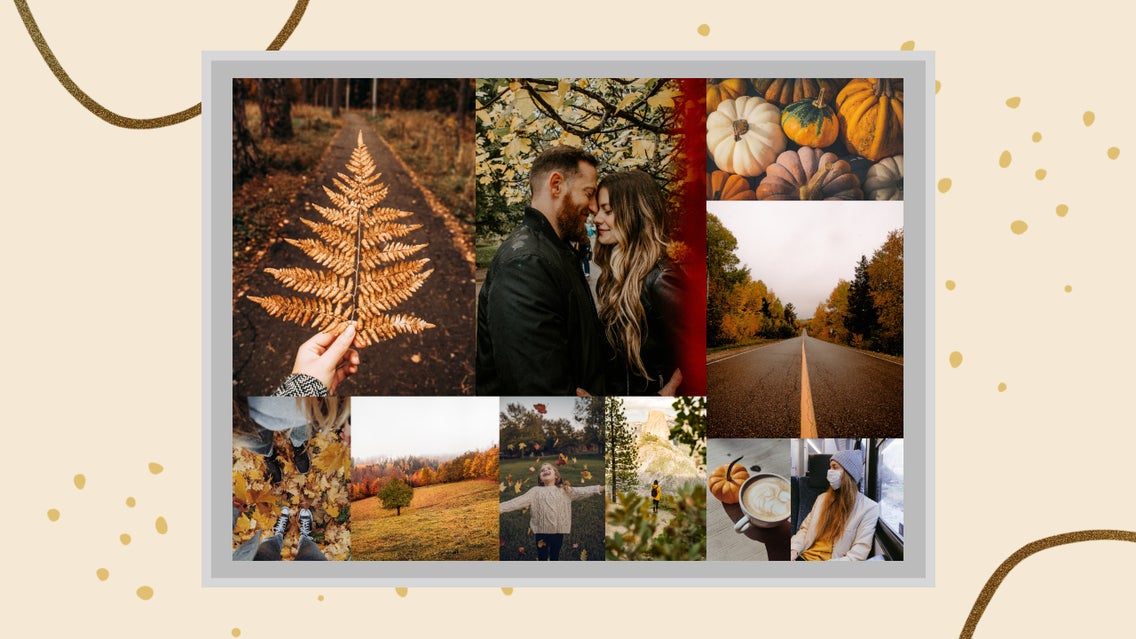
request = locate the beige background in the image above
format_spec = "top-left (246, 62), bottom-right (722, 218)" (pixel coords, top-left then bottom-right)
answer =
top-left (7, 1), bottom-right (1134, 636)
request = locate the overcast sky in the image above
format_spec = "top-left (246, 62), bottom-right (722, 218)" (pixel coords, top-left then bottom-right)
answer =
top-left (619, 396), bottom-right (677, 423)
top-left (709, 201), bottom-right (903, 319)
top-left (352, 396), bottom-right (499, 460)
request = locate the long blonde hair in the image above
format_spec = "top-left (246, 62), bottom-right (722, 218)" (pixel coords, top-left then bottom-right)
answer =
top-left (594, 170), bottom-right (669, 380)
top-left (814, 464), bottom-right (859, 544)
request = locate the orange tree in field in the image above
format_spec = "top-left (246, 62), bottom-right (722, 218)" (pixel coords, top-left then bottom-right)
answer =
top-left (378, 478), bottom-right (414, 516)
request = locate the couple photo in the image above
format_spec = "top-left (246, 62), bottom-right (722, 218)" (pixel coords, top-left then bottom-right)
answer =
top-left (474, 78), bottom-right (705, 397)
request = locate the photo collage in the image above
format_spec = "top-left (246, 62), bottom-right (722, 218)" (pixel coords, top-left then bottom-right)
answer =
top-left (228, 77), bottom-right (906, 565)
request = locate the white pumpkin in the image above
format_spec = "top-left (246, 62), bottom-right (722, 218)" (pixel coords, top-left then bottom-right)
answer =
top-left (706, 95), bottom-right (786, 177)
top-left (864, 155), bottom-right (903, 200)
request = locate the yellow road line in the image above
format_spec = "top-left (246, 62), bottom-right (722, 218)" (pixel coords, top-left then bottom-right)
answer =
top-left (800, 339), bottom-right (818, 439)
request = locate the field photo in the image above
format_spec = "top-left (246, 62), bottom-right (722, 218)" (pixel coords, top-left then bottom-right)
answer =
top-left (231, 78), bottom-right (476, 397)
top-left (350, 397), bottom-right (499, 561)
top-left (498, 397), bottom-right (606, 561)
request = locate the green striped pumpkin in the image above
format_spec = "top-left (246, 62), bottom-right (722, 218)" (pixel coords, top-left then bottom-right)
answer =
top-left (780, 91), bottom-right (839, 148)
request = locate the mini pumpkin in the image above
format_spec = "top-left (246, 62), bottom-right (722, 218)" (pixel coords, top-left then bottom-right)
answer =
top-left (781, 90), bottom-right (839, 148)
top-left (836, 78), bottom-right (904, 162)
top-left (756, 147), bottom-right (864, 201)
top-left (706, 96), bottom-right (786, 177)
top-left (707, 171), bottom-right (755, 200)
top-left (864, 155), bottom-right (903, 200)
top-left (751, 78), bottom-right (844, 108)
top-left (709, 456), bottom-right (749, 504)
top-left (707, 79), bottom-right (749, 112)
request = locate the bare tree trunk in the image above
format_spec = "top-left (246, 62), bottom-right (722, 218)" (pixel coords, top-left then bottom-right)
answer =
top-left (345, 78), bottom-right (351, 112)
top-left (232, 79), bottom-right (262, 187)
top-left (371, 78), bottom-right (377, 117)
top-left (331, 79), bottom-right (341, 117)
top-left (256, 79), bottom-right (293, 141)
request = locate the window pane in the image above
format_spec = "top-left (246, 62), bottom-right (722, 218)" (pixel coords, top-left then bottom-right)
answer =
top-left (877, 439), bottom-right (904, 539)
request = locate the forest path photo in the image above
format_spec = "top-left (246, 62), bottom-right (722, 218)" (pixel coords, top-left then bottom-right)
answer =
top-left (233, 111), bottom-right (475, 396)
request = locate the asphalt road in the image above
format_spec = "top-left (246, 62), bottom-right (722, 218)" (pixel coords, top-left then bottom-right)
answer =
top-left (708, 335), bottom-right (903, 438)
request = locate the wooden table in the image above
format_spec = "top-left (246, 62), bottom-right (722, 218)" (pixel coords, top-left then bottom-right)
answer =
top-left (707, 439), bottom-right (791, 561)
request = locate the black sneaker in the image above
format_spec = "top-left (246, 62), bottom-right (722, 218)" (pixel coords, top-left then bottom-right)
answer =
top-left (264, 455), bottom-right (282, 485)
top-left (293, 443), bottom-right (310, 474)
top-left (298, 508), bottom-right (314, 539)
top-left (270, 507), bottom-right (291, 537)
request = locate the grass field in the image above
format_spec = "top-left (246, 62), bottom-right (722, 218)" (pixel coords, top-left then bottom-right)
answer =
top-left (351, 479), bottom-right (498, 561)
top-left (498, 454), bottom-right (606, 561)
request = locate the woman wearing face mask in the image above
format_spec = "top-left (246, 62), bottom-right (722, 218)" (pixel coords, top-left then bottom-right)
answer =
top-left (790, 449), bottom-right (879, 561)
top-left (593, 170), bottom-right (687, 396)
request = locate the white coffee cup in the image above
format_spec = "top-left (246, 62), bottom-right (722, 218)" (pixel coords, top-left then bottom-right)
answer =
top-left (733, 473), bottom-right (791, 533)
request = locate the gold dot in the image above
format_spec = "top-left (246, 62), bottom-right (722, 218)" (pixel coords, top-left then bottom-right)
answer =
top-left (148, 463), bottom-right (164, 475)
top-left (47, 509), bottom-right (60, 522)
top-left (935, 80), bottom-right (941, 94)
top-left (155, 517), bottom-right (168, 535)
top-left (501, 587), bottom-right (514, 596)
top-left (1065, 285), bottom-right (1073, 293)
top-left (232, 629), bottom-right (241, 637)
top-left (73, 474), bottom-right (86, 490)
top-left (96, 568), bottom-right (109, 581)
top-left (1035, 169), bottom-right (1047, 180)
top-left (998, 383), bottom-right (1007, 392)
top-left (900, 40), bottom-right (915, 50)
top-left (120, 534), bottom-right (132, 545)
top-left (937, 178), bottom-right (952, 193)
top-left (1056, 204), bottom-right (1069, 217)
top-left (1005, 96), bottom-right (1021, 108)
top-left (1032, 132), bottom-right (1042, 142)
top-left (1011, 220), bottom-right (1029, 235)
top-left (1083, 111), bottom-right (1095, 126)
top-left (395, 587), bottom-right (409, 598)
top-left (126, 497), bottom-right (136, 508)
top-left (999, 150), bottom-right (1012, 168)
top-left (949, 352), bottom-right (963, 368)
top-left (945, 280), bottom-right (956, 290)
top-left (697, 24), bottom-right (710, 36)
top-left (1108, 146), bottom-right (1120, 160)
top-left (318, 595), bottom-right (325, 601)
top-left (136, 586), bottom-right (154, 601)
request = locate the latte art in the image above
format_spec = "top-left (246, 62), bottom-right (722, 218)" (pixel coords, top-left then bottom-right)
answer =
top-left (741, 476), bottom-right (790, 521)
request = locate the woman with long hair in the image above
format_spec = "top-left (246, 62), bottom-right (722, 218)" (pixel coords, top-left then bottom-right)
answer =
top-left (593, 169), bottom-right (686, 395)
top-left (790, 449), bottom-right (879, 561)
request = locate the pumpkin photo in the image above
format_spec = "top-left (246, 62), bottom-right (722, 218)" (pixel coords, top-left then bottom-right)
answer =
top-left (836, 78), bottom-right (904, 161)
top-left (709, 456), bottom-right (749, 504)
top-left (756, 147), bottom-right (863, 201)
top-left (707, 170), bottom-right (756, 201)
top-left (707, 95), bottom-right (786, 177)
top-left (780, 89), bottom-right (839, 149)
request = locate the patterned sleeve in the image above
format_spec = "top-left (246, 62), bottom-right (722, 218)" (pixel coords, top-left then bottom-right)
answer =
top-left (499, 488), bottom-right (535, 513)
top-left (272, 374), bottom-right (330, 397)
top-left (567, 485), bottom-right (603, 502)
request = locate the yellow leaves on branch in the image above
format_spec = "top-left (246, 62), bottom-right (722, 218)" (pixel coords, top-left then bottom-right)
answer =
top-left (249, 131), bottom-right (434, 347)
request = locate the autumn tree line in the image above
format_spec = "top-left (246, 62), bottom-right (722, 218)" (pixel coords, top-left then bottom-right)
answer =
top-left (499, 399), bottom-right (605, 458)
top-left (706, 214), bottom-right (798, 346)
top-left (233, 78), bottom-right (474, 187)
top-left (807, 228), bottom-right (903, 356)
top-left (349, 447), bottom-right (499, 501)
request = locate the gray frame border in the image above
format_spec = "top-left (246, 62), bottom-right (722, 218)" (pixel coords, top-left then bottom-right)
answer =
top-left (204, 51), bottom-right (934, 587)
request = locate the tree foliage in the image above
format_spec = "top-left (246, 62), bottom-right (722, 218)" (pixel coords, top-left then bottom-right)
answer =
top-left (707, 213), bottom-right (750, 346)
top-left (670, 396), bottom-right (707, 471)
top-left (605, 483), bottom-right (706, 560)
top-left (475, 78), bottom-right (682, 236)
top-left (605, 397), bottom-right (639, 497)
top-left (377, 478), bottom-right (413, 516)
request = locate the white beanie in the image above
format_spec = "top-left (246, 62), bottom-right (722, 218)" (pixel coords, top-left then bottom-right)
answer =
top-left (831, 449), bottom-right (864, 486)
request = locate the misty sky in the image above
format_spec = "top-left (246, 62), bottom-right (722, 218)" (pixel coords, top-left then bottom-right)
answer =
top-left (618, 396), bottom-right (678, 424)
top-left (352, 396), bottom-right (499, 460)
top-left (709, 201), bottom-right (903, 319)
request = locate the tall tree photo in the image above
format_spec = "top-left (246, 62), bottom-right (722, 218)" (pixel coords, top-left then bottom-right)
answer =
top-left (605, 396), bottom-right (639, 498)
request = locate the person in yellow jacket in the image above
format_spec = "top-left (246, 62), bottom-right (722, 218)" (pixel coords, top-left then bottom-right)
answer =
top-left (649, 479), bottom-right (662, 514)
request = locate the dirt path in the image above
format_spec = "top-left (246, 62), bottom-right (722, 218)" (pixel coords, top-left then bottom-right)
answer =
top-left (233, 113), bottom-right (475, 397)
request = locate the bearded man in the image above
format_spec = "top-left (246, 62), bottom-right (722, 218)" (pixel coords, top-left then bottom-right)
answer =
top-left (476, 146), bottom-right (606, 396)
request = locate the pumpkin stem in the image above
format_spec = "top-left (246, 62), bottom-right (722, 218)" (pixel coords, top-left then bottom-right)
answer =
top-left (814, 88), bottom-right (828, 109)
top-left (799, 161), bottom-right (834, 200)
top-left (726, 455), bottom-right (744, 481)
top-left (874, 78), bottom-right (893, 98)
top-left (732, 119), bottom-right (749, 141)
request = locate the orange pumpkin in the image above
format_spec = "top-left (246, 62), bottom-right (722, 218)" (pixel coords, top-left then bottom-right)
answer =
top-left (781, 89), bottom-right (839, 148)
top-left (707, 171), bottom-right (755, 201)
top-left (836, 78), bottom-right (904, 161)
top-left (707, 79), bottom-right (749, 112)
top-left (756, 148), bottom-right (863, 201)
top-left (751, 78), bottom-right (844, 108)
top-left (709, 456), bottom-right (749, 504)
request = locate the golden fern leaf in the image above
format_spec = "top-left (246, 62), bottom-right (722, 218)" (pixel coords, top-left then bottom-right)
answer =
top-left (250, 130), bottom-right (435, 347)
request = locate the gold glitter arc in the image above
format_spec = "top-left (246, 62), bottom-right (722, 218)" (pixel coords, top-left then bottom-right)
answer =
top-left (14, 0), bottom-right (309, 129)
top-left (960, 530), bottom-right (1136, 639)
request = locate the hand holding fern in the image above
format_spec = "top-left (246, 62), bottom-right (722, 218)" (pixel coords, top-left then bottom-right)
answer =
top-left (291, 324), bottom-right (362, 395)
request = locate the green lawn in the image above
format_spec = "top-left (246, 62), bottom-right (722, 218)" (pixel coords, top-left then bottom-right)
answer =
top-left (498, 454), bottom-right (606, 561)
